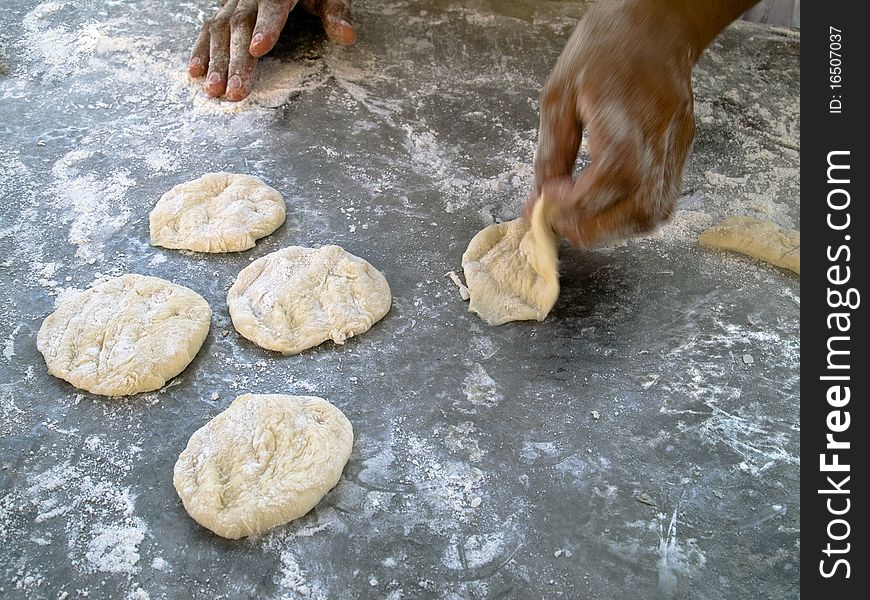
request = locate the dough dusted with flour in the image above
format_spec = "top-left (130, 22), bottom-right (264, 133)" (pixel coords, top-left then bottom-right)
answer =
top-left (150, 173), bottom-right (285, 252)
top-left (173, 393), bottom-right (353, 539)
top-left (462, 201), bottom-right (559, 325)
top-left (699, 215), bottom-right (800, 274)
top-left (228, 246), bottom-right (391, 354)
top-left (36, 274), bottom-right (211, 396)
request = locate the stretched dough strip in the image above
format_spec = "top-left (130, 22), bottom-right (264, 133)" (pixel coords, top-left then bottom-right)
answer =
top-left (699, 215), bottom-right (800, 274)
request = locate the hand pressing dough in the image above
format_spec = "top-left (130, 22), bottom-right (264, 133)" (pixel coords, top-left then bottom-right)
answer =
top-left (36, 274), bottom-right (211, 396)
top-left (462, 200), bottom-right (559, 325)
top-left (173, 393), bottom-right (353, 539)
top-left (228, 246), bottom-right (391, 354)
top-left (150, 172), bottom-right (285, 252)
top-left (699, 215), bottom-right (800, 274)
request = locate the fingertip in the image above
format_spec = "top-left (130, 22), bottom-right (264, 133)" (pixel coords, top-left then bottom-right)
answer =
top-left (325, 18), bottom-right (357, 46)
top-left (205, 72), bottom-right (227, 98)
top-left (205, 86), bottom-right (225, 99)
top-left (188, 58), bottom-right (207, 78)
top-left (249, 31), bottom-right (277, 57)
top-left (224, 75), bottom-right (250, 101)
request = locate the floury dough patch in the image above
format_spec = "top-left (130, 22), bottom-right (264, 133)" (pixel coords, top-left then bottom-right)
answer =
top-left (149, 172), bottom-right (286, 253)
top-left (227, 246), bottom-right (392, 354)
top-left (698, 215), bottom-right (800, 274)
top-left (173, 394), bottom-right (353, 539)
top-left (36, 274), bottom-right (211, 396)
top-left (462, 201), bottom-right (559, 325)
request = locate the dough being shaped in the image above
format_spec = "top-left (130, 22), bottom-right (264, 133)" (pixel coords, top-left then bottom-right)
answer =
top-left (227, 246), bottom-right (391, 354)
top-left (462, 200), bottom-right (559, 325)
top-left (150, 172), bottom-right (285, 252)
top-left (37, 274), bottom-right (211, 396)
top-left (173, 393), bottom-right (353, 539)
top-left (699, 215), bottom-right (800, 274)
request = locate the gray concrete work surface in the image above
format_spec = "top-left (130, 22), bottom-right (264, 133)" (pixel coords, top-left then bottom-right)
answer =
top-left (0, 0), bottom-right (800, 598)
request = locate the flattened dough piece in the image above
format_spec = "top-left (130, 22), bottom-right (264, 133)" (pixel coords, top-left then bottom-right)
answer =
top-left (173, 393), bottom-right (353, 539)
top-left (462, 200), bottom-right (559, 325)
top-left (36, 274), bottom-right (211, 396)
top-left (150, 172), bottom-right (285, 252)
top-left (699, 215), bottom-right (800, 274)
top-left (228, 246), bottom-right (391, 354)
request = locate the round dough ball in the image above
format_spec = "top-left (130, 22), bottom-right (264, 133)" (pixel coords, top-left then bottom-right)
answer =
top-left (227, 246), bottom-right (391, 354)
top-left (150, 172), bottom-right (285, 252)
top-left (37, 274), bottom-right (211, 396)
top-left (462, 201), bottom-right (559, 326)
top-left (173, 393), bottom-right (353, 539)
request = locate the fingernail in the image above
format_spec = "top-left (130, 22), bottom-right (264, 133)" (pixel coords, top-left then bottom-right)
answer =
top-left (189, 57), bottom-right (202, 67)
top-left (207, 73), bottom-right (221, 84)
top-left (227, 75), bottom-right (241, 91)
top-left (252, 32), bottom-right (263, 46)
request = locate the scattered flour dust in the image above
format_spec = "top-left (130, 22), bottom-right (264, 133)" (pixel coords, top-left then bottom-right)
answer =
top-left (657, 313), bottom-right (799, 475)
top-left (399, 428), bottom-right (485, 530)
top-left (254, 511), bottom-right (354, 600)
top-left (26, 460), bottom-right (146, 574)
top-left (276, 550), bottom-right (317, 598)
top-left (3, 325), bottom-right (21, 361)
top-left (400, 124), bottom-right (535, 216)
top-left (49, 149), bottom-right (135, 263)
top-left (462, 363), bottom-right (502, 409)
top-left (443, 531), bottom-right (506, 570)
top-left (0, 491), bottom-right (16, 542)
top-left (519, 440), bottom-right (560, 464)
top-left (85, 521), bottom-right (148, 574)
top-left (691, 404), bottom-right (798, 476)
top-left (1, 388), bottom-right (26, 438)
top-left (142, 148), bottom-right (178, 173)
top-left (605, 513), bottom-right (706, 598)
top-left (18, 430), bottom-right (150, 588)
top-left (657, 509), bottom-right (707, 597)
top-left (21, 1), bottom-right (102, 81)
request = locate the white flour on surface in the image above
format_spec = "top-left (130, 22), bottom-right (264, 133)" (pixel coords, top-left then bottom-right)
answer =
top-left (1, 2), bottom-right (799, 597)
top-left (656, 510), bottom-right (707, 597)
top-left (85, 521), bottom-right (148, 574)
top-left (443, 531), bottom-right (506, 570)
top-left (49, 150), bottom-right (135, 263)
top-left (24, 458), bottom-right (146, 572)
top-left (1, 419), bottom-right (155, 596)
top-left (2, 326), bottom-right (21, 361)
top-left (461, 363), bottom-right (502, 409)
top-left (20, 1), bottom-right (102, 81)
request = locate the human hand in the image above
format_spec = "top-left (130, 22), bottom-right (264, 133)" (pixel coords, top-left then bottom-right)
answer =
top-left (528, 0), bottom-right (699, 247)
top-left (188, 0), bottom-right (356, 101)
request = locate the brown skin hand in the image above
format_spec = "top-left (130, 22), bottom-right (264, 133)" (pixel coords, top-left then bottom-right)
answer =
top-left (189, 0), bottom-right (356, 101)
top-left (528, 0), bottom-right (760, 248)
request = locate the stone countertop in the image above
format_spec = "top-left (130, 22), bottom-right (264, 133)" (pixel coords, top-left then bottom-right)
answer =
top-left (0, 1), bottom-right (800, 598)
